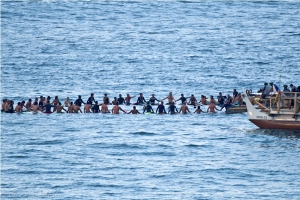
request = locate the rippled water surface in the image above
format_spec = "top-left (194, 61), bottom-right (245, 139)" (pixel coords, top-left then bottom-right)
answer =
top-left (1, 1), bottom-right (300, 199)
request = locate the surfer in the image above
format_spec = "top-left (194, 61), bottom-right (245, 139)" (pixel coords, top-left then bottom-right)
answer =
top-left (43, 100), bottom-right (55, 113)
top-left (143, 102), bottom-right (154, 113)
top-left (84, 101), bottom-right (92, 113)
top-left (92, 101), bottom-right (100, 113)
top-left (117, 94), bottom-right (125, 105)
top-left (125, 94), bottom-right (135, 105)
top-left (168, 102), bottom-right (178, 114)
top-left (25, 99), bottom-right (32, 111)
top-left (74, 95), bottom-right (85, 107)
top-left (179, 102), bottom-right (190, 114)
top-left (136, 93), bottom-right (146, 105)
top-left (87, 93), bottom-right (96, 105)
top-left (64, 97), bottom-right (71, 107)
top-left (175, 94), bottom-right (187, 104)
top-left (128, 106), bottom-right (140, 114)
top-left (32, 101), bottom-right (39, 114)
top-left (207, 102), bottom-right (220, 113)
top-left (194, 105), bottom-right (205, 114)
top-left (149, 94), bottom-right (160, 105)
top-left (56, 102), bottom-right (67, 113)
top-left (156, 101), bottom-right (167, 114)
top-left (101, 103), bottom-right (110, 113)
top-left (188, 94), bottom-right (197, 106)
top-left (112, 102), bottom-right (126, 114)
top-left (103, 94), bottom-right (110, 105)
top-left (68, 102), bottom-right (74, 113)
top-left (162, 92), bottom-right (175, 104)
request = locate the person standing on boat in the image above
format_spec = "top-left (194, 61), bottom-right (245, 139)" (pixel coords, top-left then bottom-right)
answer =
top-left (261, 83), bottom-right (271, 99)
top-left (269, 82), bottom-right (279, 93)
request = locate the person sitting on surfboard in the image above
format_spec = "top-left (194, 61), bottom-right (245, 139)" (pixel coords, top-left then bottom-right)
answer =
top-left (128, 106), bottom-right (140, 114)
top-left (168, 102), bottom-right (178, 114)
top-left (179, 102), bottom-right (190, 114)
top-left (43, 100), bottom-right (55, 114)
top-left (125, 94), bottom-right (135, 105)
top-left (149, 94), bottom-right (160, 105)
top-left (15, 102), bottom-right (22, 113)
top-left (117, 94), bottom-right (125, 105)
top-left (143, 102), bottom-right (154, 113)
top-left (188, 94), bottom-right (197, 106)
top-left (112, 102), bottom-right (126, 114)
top-left (162, 92), bottom-right (175, 105)
top-left (156, 101), bottom-right (167, 114)
top-left (56, 102), bottom-right (67, 113)
top-left (87, 93), bottom-right (96, 105)
top-left (136, 93), bottom-right (146, 105)
top-left (194, 105), bottom-right (205, 114)
top-left (103, 94), bottom-right (110, 105)
top-left (175, 94), bottom-right (187, 104)
top-left (92, 101), bottom-right (100, 113)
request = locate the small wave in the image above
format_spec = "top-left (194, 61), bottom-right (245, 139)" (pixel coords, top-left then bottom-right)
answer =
top-left (130, 131), bottom-right (156, 136)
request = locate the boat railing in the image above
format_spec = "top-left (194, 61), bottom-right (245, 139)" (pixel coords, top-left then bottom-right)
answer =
top-left (268, 92), bottom-right (300, 114)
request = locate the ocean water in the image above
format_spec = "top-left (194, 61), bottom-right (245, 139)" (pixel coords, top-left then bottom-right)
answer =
top-left (1, 1), bottom-right (300, 199)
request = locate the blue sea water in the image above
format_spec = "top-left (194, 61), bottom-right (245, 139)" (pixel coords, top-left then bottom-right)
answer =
top-left (1, 1), bottom-right (300, 199)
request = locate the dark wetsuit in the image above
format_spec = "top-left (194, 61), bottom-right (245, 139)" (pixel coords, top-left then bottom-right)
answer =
top-left (218, 96), bottom-right (225, 105)
top-left (38, 101), bottom-right (44, 108)
top-left (92, 105), bottom-right (100, 113)
top-left (75, 98), bottom-right (85, 106)
top-left (117, 97), bottom-right (124, 105)
top-left (221, 98), bottom-right (233, 111)
top-left (87, 97), bottom-right (95, 105)
top-left (149, 97), bottom-right (159, 105)
top-left (44, 103), bottom-right (54, 113)
top-left (143, 105), bottom-right (153, 113)
top-left (156, 104), bottom-right (167, 114)
top-left (179, 97), bottom-right (187, 104)
top-left (168, 105), bottom-right (178, 114)
top-left (137, 97), bottom-right (146, 104)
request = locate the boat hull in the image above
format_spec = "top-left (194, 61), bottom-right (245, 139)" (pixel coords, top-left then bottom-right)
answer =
top-left (250, 119), bottom-right (300, 130)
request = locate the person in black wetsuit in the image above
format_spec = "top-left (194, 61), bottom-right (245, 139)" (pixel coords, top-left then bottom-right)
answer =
top-left (43, 100), bottom-right (54, 113)
top-left (220, 94), bottom-right (233, 111)
top-left (87, 93), bottom-right (96, 105)
top-left (143, 102), bottom-right (154, 113)
top-left (156, 101), bottom-right (167, 114)
top-left (149, 94), bottom-right (160, 105)
top-left (137, 93), bottom-right (146, 105)
top-left (175, 94), bottom-right (187, 104)
top-left (168, 102), bottom-right (178, 114)
top-left (117, 94), bottom-right (125, 105)
top-left (92, 101), bottom-right (100, 113)
top-left (74, 95), bottom-right (85, 107)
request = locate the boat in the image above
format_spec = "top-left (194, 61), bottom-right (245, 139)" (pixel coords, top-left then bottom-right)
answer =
top-left (225, 105), bottom-right (247, 114)
top-left (243, 89), bottom-right (300, 130)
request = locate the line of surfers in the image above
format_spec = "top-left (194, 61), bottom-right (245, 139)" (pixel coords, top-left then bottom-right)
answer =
top-left (2, 90), bottom-right (245, 114)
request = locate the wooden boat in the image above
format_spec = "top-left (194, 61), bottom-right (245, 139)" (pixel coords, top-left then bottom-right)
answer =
top-left (243, 90), bottom-right (300, 130)
top-left (225, 105), bottom-right (247, 114)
